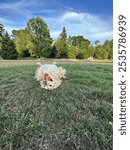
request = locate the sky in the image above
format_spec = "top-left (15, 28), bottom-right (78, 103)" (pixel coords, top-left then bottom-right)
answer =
top-left (0, 0), bottom-right (113, 44)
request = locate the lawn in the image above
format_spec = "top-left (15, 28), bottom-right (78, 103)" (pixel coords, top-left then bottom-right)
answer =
top-left (0, 63), bottom-right (113, 150)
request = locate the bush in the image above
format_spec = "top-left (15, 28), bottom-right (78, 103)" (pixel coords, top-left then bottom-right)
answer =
top-left (55, 39), bottom-right (68, 58)
top-left (94, 46), bottom-right (108, 60)
top-left (18, 49), bottom-right (30, 58)
top-left (68, 46), bottom-right (77, 59)
top-left (76, 52), bottom-right (84, 59)
top-left (49, 45), bottom-right (57, 58)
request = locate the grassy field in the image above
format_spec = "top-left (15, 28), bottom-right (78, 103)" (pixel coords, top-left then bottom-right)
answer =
top-left (0, 62), bottom-right (113, 150)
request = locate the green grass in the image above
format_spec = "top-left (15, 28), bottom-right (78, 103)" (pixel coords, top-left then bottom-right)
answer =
top-left (0, 64), bottom-right (113, 150)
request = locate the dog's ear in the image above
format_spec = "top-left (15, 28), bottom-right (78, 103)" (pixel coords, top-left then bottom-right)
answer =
top-left (53, 62), bottom-right (57, 65)
top-left (36, 62), bottom-right (42, 66)
top-left (58, 67), bottom-right (66, 79)
top-left (62, 69), bottom-right (66, 79)
top-left (60, 67), bottom-right (66, 75)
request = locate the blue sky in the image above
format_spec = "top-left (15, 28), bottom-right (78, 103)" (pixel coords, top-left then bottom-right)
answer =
top-left (0, 0), bottom-right (113, 44)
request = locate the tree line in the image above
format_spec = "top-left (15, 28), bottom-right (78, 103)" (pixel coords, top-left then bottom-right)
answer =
top-left (0, 17), bottom-right (113, 60)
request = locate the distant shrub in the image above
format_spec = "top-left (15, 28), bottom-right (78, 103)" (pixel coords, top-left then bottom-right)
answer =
top-left (76, 52), bottom-right (84, 59)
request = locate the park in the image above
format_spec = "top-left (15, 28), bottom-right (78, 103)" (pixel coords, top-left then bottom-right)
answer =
top-left (0, 2), bottom-right (113, 149)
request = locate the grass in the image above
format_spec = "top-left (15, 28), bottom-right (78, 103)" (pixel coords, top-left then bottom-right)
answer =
top-left (0, 63), bottom-right (113, 150)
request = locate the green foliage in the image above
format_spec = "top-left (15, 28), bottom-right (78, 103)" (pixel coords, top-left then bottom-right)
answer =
top-left (18, 49), bottom-right (30, 58)
top-left (55, 39), bottom-right (68, 58)
top-left (94, 40), bottom-right (100, 46)
top-left (56, 35), bottom-right (92, 59)
top-left (1, 32), bottom-right (18, 59)
top-left (103, 40), bottom-right (113, 59)
top-left (26, 17), bottom-right (53, 57)
top-left (54, 27), bottom-right (68, 58)
top-left (94, 46), bottom-right (108, 60)
top-left (59, 27), bottom-right (67, 40)
top-left (0, 24), bottom-right (4, 37)
top-left (12, 29), bottom-right (32, 57)
top-left (68, 35), bottom-right (90, 48)
top-left (79, 49), bottom-right (88, 59)
top-left (1, 21), bottom-right (113, 60)
top-left (67, 44), bottom-right (94, 59)
top-left (0, 24), bottom-right (4, 52)
top-left (67, 36), bottom-right (91, 59)
top-left (76, 52), bottom-right (84, 59)
top-left (87, 45), bottom-right (95, 57)
top-left (49, 45), bottom-right (58, 58)
top-left (68, 46), bottom-right (79, 59)
top-left (12, 18), bottom-right (53, 58)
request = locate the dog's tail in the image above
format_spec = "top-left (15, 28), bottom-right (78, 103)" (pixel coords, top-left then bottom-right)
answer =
top-left (36, 62), bottom-right (42, 66)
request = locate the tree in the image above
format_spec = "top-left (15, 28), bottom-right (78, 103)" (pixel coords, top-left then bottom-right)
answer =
top-left (55, 39), bottom-right (68, 58)
top-left (68, 36), bottom-right (90, 48)
top-left (0, 24), bottom-right (4, 37)
top-left (95, 40), bottom-right (100, 46)
top-left (94, 45), bottom-right (108, 60)
top-left (1, 32), bottom-right (18, 59)
top-left (26, 17), bottom-right (53, 57)
top-left (12, 29), bottom-right (32, 57)
top-left (76, 52), bottom-right (84, 59)
top-left (59, 27), bottom-right (67, 40)
top-left (0, 24), bottom-right (4, 52)
top-left (87, 45), bottom-right (95, 57)
top-left (54, 27), bottom-right (68, 58)
top-left (103, 40), bottom-right (113, 59)
top-left (81, 45), bottom-right (95, 59)
top-left (67, 35), bottom-right (90, 59)
top-left (49, 45), bottom-right (58, 58)
top-left (68, 46), bottom-right (79, 59)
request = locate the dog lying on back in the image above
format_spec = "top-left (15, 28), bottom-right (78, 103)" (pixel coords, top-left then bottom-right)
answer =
top-left (35, 62), bottom-right (66, 90)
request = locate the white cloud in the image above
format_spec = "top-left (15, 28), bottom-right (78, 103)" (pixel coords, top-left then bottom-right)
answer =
top-left (90, 31), bottom-right (113, 39)
top-left (0, 0), bottom-right (37, 20)
top-left (46, 11), bottom-right (113, 43)
top-left (0, 0), bottom-right (37, 11)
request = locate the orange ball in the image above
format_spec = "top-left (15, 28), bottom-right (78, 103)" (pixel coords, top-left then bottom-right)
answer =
top-left (44, 75), bottom-right (52, 81)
